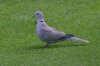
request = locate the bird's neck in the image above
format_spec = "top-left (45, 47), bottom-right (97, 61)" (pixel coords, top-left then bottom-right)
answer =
top-left (37, 18), bottom-right (48, 26)
top-left (37, 18), bottom-right (44, 22)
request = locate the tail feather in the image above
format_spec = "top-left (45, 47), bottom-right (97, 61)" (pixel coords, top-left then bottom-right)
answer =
top-left (66, 34), bottom-right (74, 38)
top-left (66, 37), bottom-right (89, 43)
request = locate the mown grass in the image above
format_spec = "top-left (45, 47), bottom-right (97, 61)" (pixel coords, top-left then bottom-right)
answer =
top-left (0, 0), bottom-right (100, 66)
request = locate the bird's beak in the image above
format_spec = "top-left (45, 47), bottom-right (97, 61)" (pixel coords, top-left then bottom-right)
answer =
top-left (32, 14), bottom-right (37, 24)
top-left (32, 14), bottom-right (35, 19)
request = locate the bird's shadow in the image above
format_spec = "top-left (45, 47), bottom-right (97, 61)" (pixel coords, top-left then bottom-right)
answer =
top-left (25, 43), bottom-right (87, 50)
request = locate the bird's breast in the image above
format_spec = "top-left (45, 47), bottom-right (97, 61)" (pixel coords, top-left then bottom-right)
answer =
top-left (36, 24), bottom-right (41, 36)
top-left (36, 24), bottom-right (47, 41)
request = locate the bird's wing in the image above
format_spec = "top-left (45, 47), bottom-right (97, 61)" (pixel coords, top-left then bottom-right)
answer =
top-left (40, 26), bottom-right (66, 42)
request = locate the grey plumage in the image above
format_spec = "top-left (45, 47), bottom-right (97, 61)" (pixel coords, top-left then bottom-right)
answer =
top-left (33, 11), bottom-right (89, 46)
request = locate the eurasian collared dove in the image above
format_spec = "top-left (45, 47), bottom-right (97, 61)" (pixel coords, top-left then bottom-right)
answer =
top-left (33, 11), bottom-right (89, 46)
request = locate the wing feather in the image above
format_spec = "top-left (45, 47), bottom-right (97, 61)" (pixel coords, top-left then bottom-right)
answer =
top-left (40, 26), bottom-right (66, 42)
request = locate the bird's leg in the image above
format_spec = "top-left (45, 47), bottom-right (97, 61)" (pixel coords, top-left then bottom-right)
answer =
top-left (45, 42), bottom-right (50, 47)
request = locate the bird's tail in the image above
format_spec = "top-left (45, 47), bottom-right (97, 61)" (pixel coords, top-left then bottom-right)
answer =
top-left (66, 37), bottom-right (89, 43)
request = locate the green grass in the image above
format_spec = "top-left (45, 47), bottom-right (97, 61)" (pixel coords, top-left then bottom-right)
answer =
top-left (0, 0), bottom-right (100, 66)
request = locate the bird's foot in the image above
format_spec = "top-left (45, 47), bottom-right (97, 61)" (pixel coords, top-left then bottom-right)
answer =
top-left (44, 43), bottom-right (50, 48)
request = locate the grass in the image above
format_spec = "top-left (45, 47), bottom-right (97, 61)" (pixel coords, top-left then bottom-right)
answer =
top-left (0, 0), bottom-right (100, 66)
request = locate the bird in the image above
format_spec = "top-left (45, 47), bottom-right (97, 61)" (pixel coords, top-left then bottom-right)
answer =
top-left (33, 11), bottom-right (89, 47)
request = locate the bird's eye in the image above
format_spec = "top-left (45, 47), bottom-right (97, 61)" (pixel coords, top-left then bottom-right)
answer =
top-left (37, 14), bottom-right (38, 15)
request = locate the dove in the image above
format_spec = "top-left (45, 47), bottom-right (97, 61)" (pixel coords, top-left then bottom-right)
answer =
top-left (33, 11), bottom-right (89, 47)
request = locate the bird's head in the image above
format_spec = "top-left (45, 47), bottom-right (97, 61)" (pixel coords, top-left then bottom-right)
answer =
top-left (33, 11), bottom-right (44, 19)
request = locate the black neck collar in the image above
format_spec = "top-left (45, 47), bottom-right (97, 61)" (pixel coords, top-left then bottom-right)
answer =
top-left (40, 21), bottom-right (44, 22)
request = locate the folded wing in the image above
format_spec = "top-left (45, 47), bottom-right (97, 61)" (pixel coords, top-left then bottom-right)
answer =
top-left (40, 26), bottom-right (66, 43)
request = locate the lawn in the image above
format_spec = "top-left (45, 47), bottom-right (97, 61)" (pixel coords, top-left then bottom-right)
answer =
top-left (0, 0), bottom-right (100, 66)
